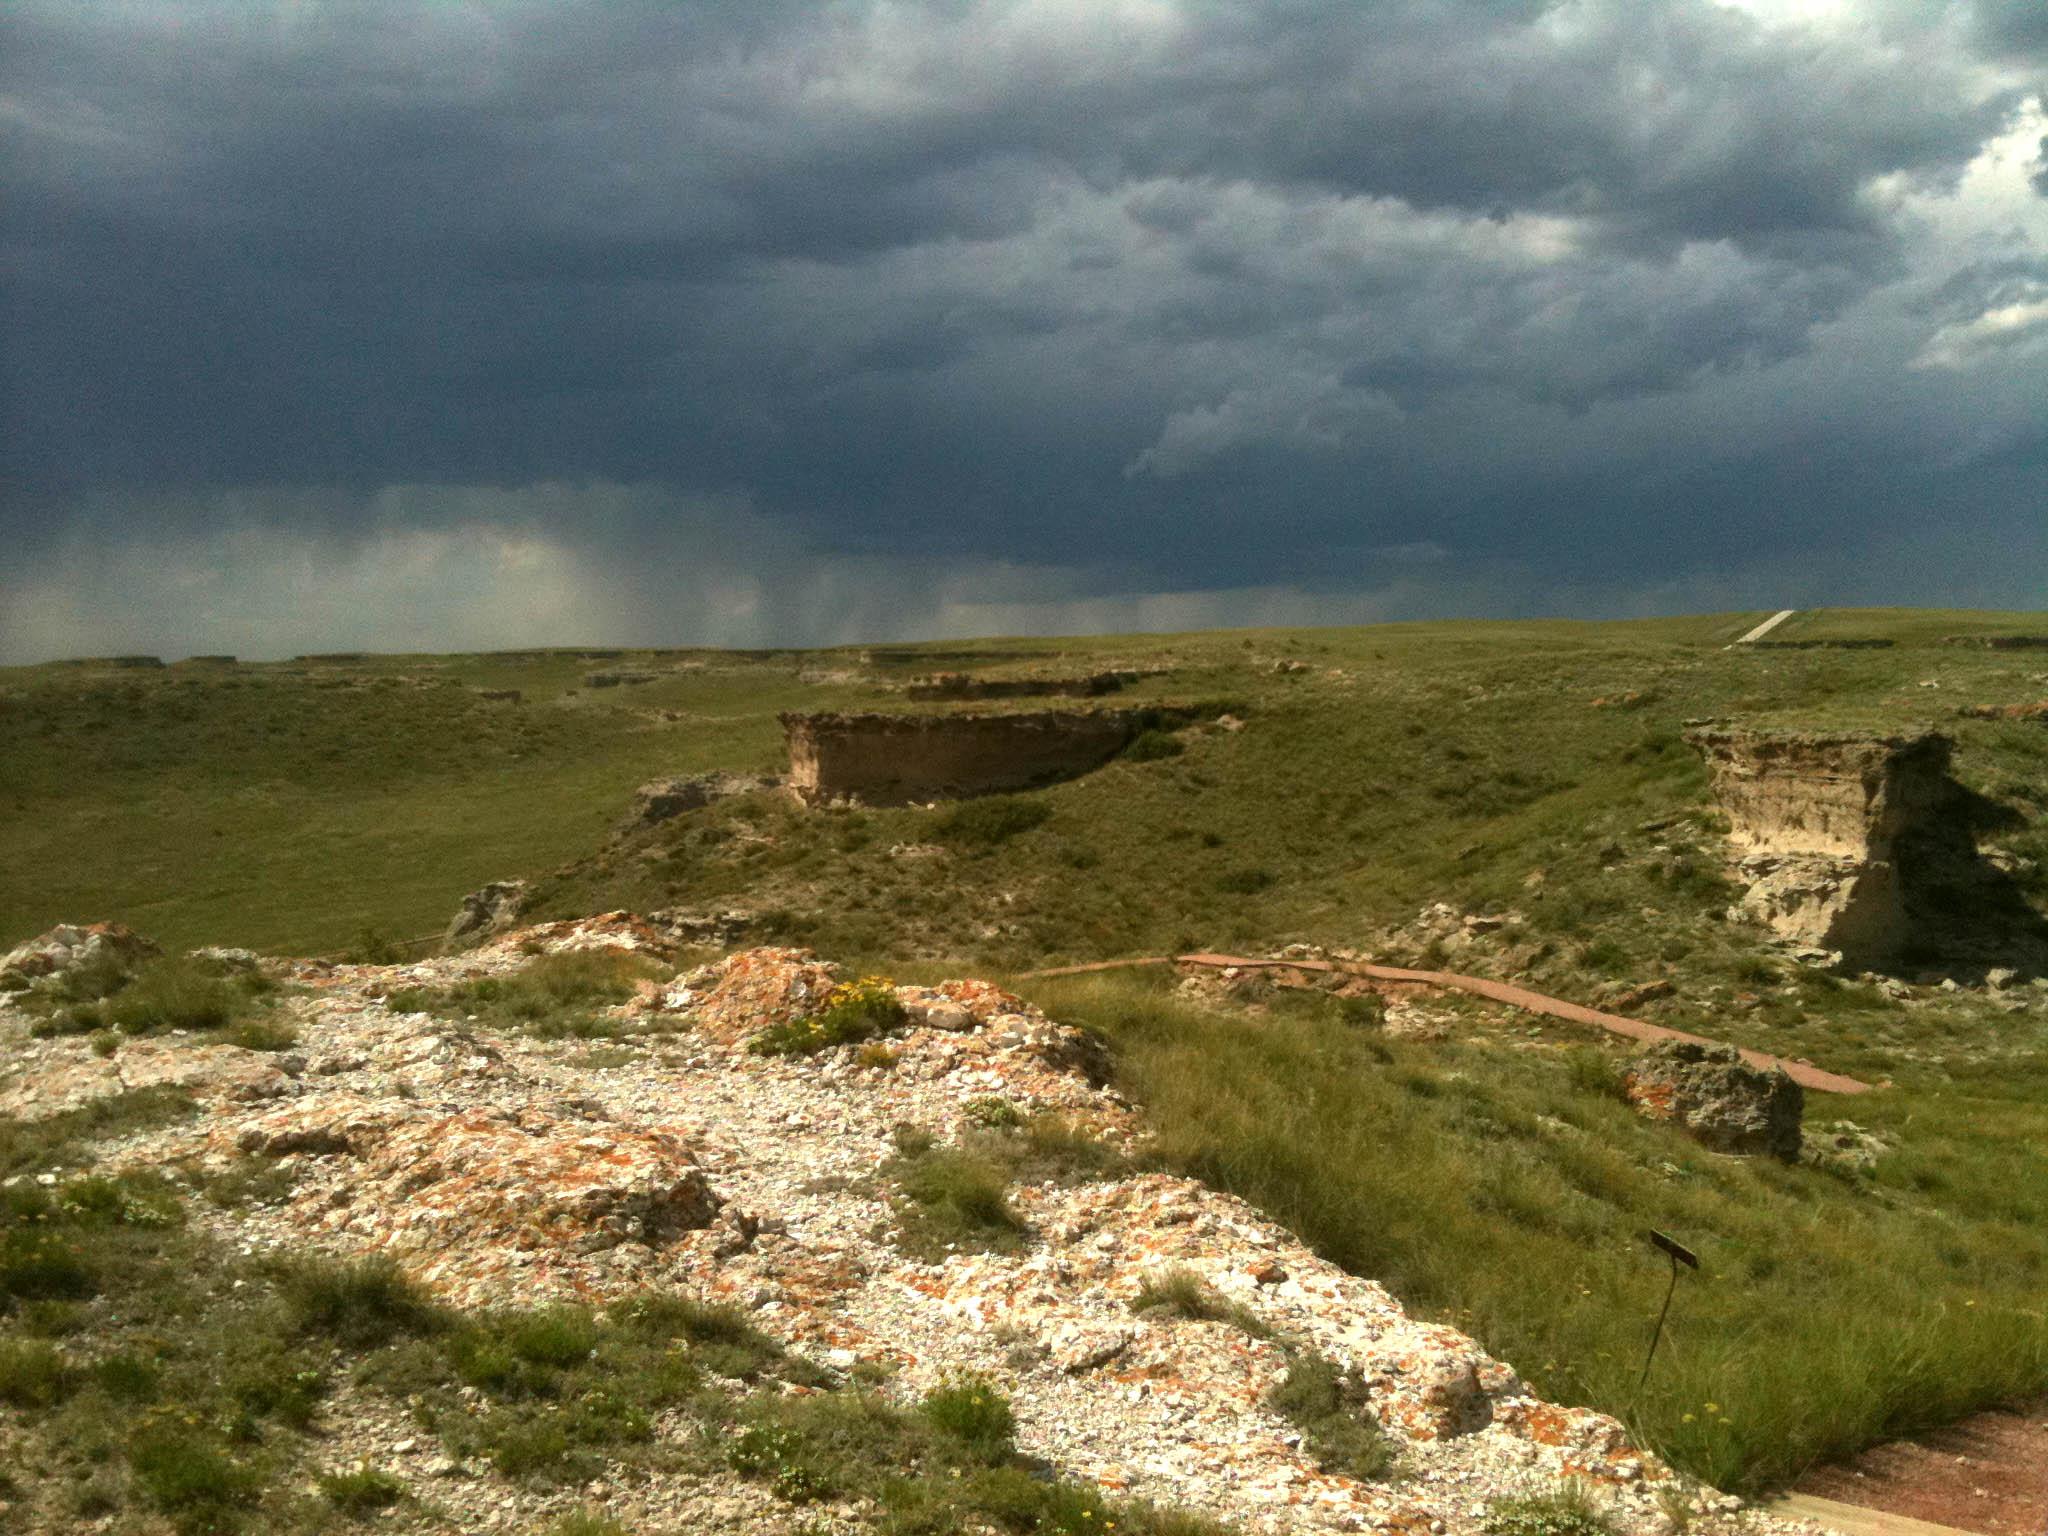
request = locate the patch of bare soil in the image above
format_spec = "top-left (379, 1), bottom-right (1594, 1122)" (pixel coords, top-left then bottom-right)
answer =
top-left (1793, 1398), bottom-right (2048, 1536)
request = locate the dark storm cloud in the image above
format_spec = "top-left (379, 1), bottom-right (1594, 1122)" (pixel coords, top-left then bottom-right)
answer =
top-left (2, 0), bottom-right (2045, 660)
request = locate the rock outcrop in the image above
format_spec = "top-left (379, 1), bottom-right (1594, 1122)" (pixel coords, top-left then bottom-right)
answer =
top-left (0, 919), bottom-right (1815, 1536)
top-left (1686, 730), bottom-right (1952, 964)
top-left (781, 709), bottom-right (1145, 805)
top-left (442, 880), bottom-right (530, 949)
top-left (1623, 1040), bottom-right (1803, 1160)
top-left (905, 670), bottom-right (1141, 702)
top-left (0, 921), bottom-right (161, 993)
top-left (621, 771), bottom-right (777, 832)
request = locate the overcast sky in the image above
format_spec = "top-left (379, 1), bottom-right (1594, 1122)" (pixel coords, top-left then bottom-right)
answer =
top-left (3, 0), bottom-right (2044, 661)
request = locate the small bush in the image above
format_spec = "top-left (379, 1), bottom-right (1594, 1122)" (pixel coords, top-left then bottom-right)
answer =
top-left (613, 1292), bottom-right (788, 1381)
top-left (1565, 1048), bottom-right (1628, 1102)
top-left (726, 1422), bottom-right (833, 1502)
top-left (1267, 1352), bottom-right (1395, 1481)
top-left (128, 1425), bottom-right (262, 1532)
top-left (1124, 729), bottom-right (1185, 762)
top-left (94, 1351), bottom-right (164, 1402)
top-left (748, 976), bottom-right (906, 1057)
top-left (1483, 1480), bottom-right (1616, 1536)
top-left (934, 795), bottom-right (1052, 848)
top-left (218, 1015), bottom-right (298, 1051)
top-left (0, 1338), bottom-right (75, 1406)
top-left (1, 1230), bottom-right (97, 1302)
top-left (279, 1255), bottom-right (442, 1347)
top-left (855, 1041), bottom-right (900, 1069)
top-left (919, 1374), bottom-right (1016, 1462)
top-left (319, 1464), bottom-right (407, 1514)
top-left (396, 949), bottom-right (666, 1039)
top-left (963, 1096), bottom-right (1023, 1129)
top-left (346, 928), bottom-right (407, 964)
top-left (101, 958), bottom-right (238, 1034)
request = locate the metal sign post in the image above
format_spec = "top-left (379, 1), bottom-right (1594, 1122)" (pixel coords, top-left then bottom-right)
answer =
top-left (1639, 1229), bottom-right (1699, 1390)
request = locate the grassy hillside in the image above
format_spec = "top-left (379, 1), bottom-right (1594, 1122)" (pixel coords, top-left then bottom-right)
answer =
top-left (4, 608), bottom-right (2046, 1493)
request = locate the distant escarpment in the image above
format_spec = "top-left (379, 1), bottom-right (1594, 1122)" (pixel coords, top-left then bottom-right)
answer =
top-left (781, 709), bottom-right (1147, 805)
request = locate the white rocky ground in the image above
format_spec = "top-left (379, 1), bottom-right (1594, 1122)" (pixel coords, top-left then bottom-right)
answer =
top-left (0, 915), bottom-right (1816, 1536)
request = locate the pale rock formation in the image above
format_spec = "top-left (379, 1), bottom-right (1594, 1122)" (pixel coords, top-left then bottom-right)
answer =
top-left (0, 921), bottom-right (161, 993)
top-left (1686, 729), bottom-right (1952, 965)
top-left (442, 880), bottom-right (530, 949)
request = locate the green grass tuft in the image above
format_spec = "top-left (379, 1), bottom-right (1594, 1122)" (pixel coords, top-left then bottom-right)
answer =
top-left (318, 1464), bottom-right (407, 1515)
top-left (918, 1374), bottom-right (1017, 1463)
top-left (277, 1255), bottom-right (444, 1348)
top-left (1483, 1479), bottom-right (1617, 1536)
top-left (1266, 1351), bottom-right (1396, 1481)
top-left (1131, 1266), bottom-right (1273, 1338)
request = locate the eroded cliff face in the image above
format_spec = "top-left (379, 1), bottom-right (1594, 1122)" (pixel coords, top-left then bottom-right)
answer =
top-left (1686, 730), bottom-right (1953, 964)
top-left (905, 670), bottom-right (1141, 702)
top-left (781, 709), bottom-right (1143, 805)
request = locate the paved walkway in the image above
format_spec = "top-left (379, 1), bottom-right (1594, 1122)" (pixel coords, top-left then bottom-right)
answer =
top-left (1769, 1494), bottom-right (1988, 1536)
top-left (1025, 952), bottom-right (1870, 1095)
top-left (1734, 609), bottom-right (1798, 643)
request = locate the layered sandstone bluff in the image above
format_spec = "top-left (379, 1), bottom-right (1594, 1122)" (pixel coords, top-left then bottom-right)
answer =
top-left (1687, 729), bottom-right (1952, 964)
top-left (780, 709), bottom-right (1144, 805)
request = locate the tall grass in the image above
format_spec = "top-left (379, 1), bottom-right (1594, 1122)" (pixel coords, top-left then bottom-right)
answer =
top-left (1024, 970), bottom-right (2048, 1492)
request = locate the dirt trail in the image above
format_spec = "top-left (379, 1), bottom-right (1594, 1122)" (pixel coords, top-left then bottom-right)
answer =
top-left (1785, 1395), bottom-right (2048, 1536)
top-left (1026, 952), bottom-right (1870, 1094)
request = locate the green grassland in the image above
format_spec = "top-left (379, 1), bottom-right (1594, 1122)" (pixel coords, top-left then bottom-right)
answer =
top-left (4, 608), bottom-right (2047, 1503)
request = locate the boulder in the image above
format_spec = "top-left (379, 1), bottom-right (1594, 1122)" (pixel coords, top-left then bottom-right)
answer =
top-left (0, 922), bottom-right (161, 993)
top-left (443, 881), bottom-right (530, 950)
top-left (1623, 1040), bottom-right (1802, 1160)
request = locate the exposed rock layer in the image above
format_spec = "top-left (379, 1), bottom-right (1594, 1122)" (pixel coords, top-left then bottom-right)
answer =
top-left (905, 670), bottom-right (1141, 701)
top-left (1687, 729), bottom-right (1952, 963)
top-left (781, 709), bottom-right (1144, 805)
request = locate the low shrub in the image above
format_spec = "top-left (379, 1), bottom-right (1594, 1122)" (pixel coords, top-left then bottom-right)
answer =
top-left (346, 928), bottom-right (407, 964)
top-left (726, 1422), bottom-right (833, 1502)
top-left (217, 1015), bottom-right (298, 1051)
top-left (128, 1423), bottom-right (263, 1533)
top-left (963, 1095), bottom-right (1023, 1129)
top-left (318, 1464), bottom-right (407, 1514)
top-left (1215, 867), bottom-right (1277, 895)
top-left (0, 1339), bottom-right (75, 1407)
top-left (277, 1255), bottom-right (443, 1347)
top-left (748, 976), bottom-right (906, 1057)
top-left (1266, 1351), bottom-right (1395, 1480)
top-left (1482, 1480), bottom-right (1616, 1536)
top-left (918, 1374), bottom-right (1016, 1463)
top-left (934, 795), bottom-right (1052, 848)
